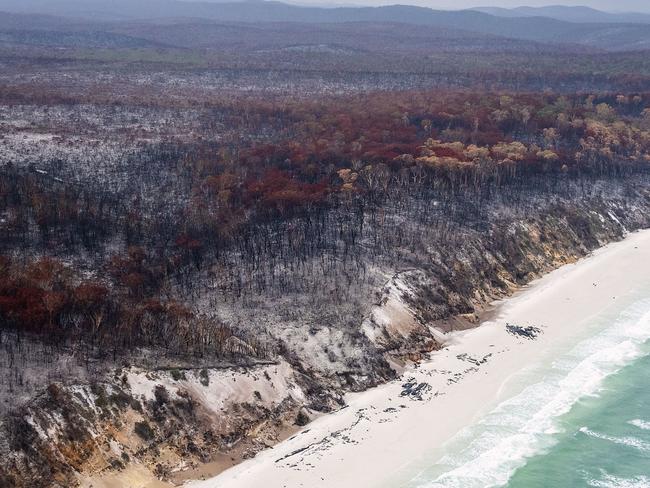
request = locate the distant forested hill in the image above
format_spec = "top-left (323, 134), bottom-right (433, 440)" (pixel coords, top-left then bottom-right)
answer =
top-left (1, 0), bottom-right (650, 50)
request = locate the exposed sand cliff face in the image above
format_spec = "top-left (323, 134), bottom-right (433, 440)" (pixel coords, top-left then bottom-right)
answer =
top-left (2, 185), bottom-right (650, 487)
top-left (360, 191), bottom-right (650, 357)
top-left (1, 361), bottom-right (316, 488)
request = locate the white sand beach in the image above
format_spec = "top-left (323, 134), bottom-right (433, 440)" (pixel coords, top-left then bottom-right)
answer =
top-left (186, 229), bottom-right (650, 488)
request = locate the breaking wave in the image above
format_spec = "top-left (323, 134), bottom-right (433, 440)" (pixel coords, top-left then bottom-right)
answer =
top-left (588, 473), bottom-right (650, 488)
top-left (628, 419), bottom-right (650, 431)
top-left (578, 427), bottom-right (650, 453)
top-left (418, 301), bottom-right (650, 488)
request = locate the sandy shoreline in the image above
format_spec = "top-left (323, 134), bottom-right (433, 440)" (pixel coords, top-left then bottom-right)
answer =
top-left (187, 229), bottom-right (650, 488)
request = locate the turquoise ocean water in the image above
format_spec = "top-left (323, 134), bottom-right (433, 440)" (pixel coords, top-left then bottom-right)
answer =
top-left (399, 289), bottom-right (650, 488)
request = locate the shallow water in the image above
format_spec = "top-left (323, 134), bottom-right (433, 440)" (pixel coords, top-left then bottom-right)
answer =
top-left (505, 349), bottom-right (650, 488)
top-left (400, 291), bottom-right (650, 488)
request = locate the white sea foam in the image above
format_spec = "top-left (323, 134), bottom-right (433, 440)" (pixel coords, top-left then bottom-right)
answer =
top-left (628, 419), bottom-right (650, 431)
top-left (578, 427), bottom-right (650, 453)
top-left (419, 301), bottom-right (650, 488)
top-left (588, 473), bottom-right (650, 488)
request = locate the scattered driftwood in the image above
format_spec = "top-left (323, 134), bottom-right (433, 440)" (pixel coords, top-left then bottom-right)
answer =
top-left (275, 445), bottom-right (311, 463)
top-left (275, 410), bottom-right (366, 464)
top-left (400, 378), bottom-right (432, 400)
top-left (506, 323), bottom-right (542, 340)
top-left (456, 353), bottom-right (492, 365)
